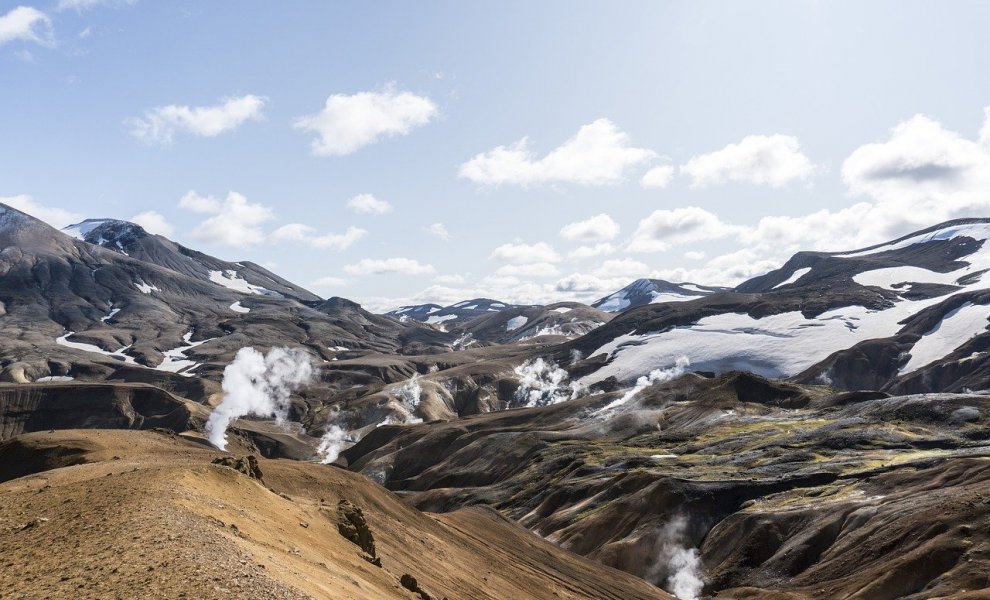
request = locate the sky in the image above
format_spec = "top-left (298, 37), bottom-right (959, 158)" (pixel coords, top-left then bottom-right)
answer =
top-left (3, 1), bottom-right (990, 311)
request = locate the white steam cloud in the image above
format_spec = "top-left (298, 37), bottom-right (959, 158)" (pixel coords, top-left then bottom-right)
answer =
top-left (205, 347), bottom-right (313, 450)
top-left (316, 374), bottom-right (426, 463)
top-left (651, 515), bottom-right (705, 600)
top-left (513, 357), bottom-right (583, 407)
top-left (379, 374), bottom-right (424, 425)
top-left (317, 423), bottom-right (352, 464)
top-left (595, 356), bottom-right (690, 415)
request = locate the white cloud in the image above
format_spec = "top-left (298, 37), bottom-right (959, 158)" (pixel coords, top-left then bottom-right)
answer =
top-left (684, 250), bottom-right (706, 261)
top-left (628, 206), bottom-right (736, 253)
top-left (459, 118), bottom-right (657, 187)
top-left (0, 6), bottom-right (53, 47)
top-left (311, 276), bottom-right (350, 288)
top-left (293, 87), bottom-right (437, 156)
top-left (496, 262), bottom-right (560, 278)
top-left (269, 223), bottom-right (366, 250)
top-left (130, 210), bottom-right (173, 236)
top-left (179, 191), bottom-right (274, 247)
top-left (343, 257), bottom-right (436, 276)
top-left (681, 134), bottom-right (816, 188)
top-left (559, 213), bottom-right (619, 242)
top-left (346, 193), bottom-right (392, 215)
top-left (981, 106), bottom-right (990, 146)
top-left (433, 273), bottom-right (465, 284)
top-left (424, 222), bottom-right (450, 241)
top-left (653, 248), bottom-right (781, 287)
top-left (127, 95), bottom-right (266, 144)
top-left (554, 272), bottom-right (629, 295)
top-left (641, 165), bottom-right (675, 188)
top-left (659, 111), bottom-right (990, 289)
top-left (1, 194), bottom-right (82, 228)
top-left (490, 241), bottom-right (561, 264)
top-left (842, 113), bottom-right (990, 203)
top-left (57, 0), bottom-right (135, 10)
top-left (178, 190), bottom-right (222, 213)
top-left (568, 243), bottom-right (616, 260)
top-left (592, 258), bottom-right (650, 278)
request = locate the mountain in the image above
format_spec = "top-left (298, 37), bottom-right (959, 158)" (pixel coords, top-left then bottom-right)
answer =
top-left (343, 370), bottom-right (990, 599)
top-left (570, 218), bottom-right (990, 395)
top-left (0, 427), bottom-right (672, 600)
top-left (592, 278), bottom-right (727, 312)
top-left (445, 301), bottom-right (614, 347)
top-left (0, 204), bottom-right (444, 391)
top-left (387, 297), bottom-right (522, 326)
top-left (63, 218), bottom-right (321, 302)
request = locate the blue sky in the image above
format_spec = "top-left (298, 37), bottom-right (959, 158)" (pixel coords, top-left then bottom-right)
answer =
top-left (4, 1), bottom-right (990, 311)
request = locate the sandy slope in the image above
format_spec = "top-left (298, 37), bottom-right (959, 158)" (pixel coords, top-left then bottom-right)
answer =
top-left (0, 429), bottom-right (672, 600)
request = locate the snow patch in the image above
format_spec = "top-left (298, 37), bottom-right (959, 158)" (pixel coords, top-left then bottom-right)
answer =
top-left (773, 267), bottom-right (812, 289)
top-left (229, 301), bottom-right (250, 313)
top-left (157, 331), bottom-right (214, 375)
top-left (56, 332), bottom-right (137, 365)
top-left (134, 281), bottom-right (158, 294)
top-left (900, 302), bottom-right (990, 374)
top-left (208, 269), bottom-right (282, 297)
top-left (426, 314), bottom-right (457, 325)
top-left (506, 315), bottom-right (529, 331)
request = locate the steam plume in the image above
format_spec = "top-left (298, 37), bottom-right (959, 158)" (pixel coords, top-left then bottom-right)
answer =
top-left (652, 515), bottom-right (704, 600)
top-left (513, 357), bottom-right (583, 407)
top-left (595, 356), bottom-right (690, 415)
top-left (205, 347), bottom-right (313, 450)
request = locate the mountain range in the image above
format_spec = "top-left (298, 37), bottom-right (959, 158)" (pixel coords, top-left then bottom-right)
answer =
top-left (4, 202), bottom-right (990, 599)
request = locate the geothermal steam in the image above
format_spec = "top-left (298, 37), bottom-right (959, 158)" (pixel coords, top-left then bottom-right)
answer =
top-left (651, 515), bottom-right (704, 600)
top-left (513, 357), bottom-right (583, 407)
top-left (316, 373), bottom-right (424, 463)
top-left (205, 346), bottom-right (313, 450)
top-left (595, 356), bottom-right (690, 415)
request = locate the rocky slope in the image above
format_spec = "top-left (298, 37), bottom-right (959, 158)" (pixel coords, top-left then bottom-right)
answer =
top-left (570, 218), bottom-right (990, 395)
top-left (593, 279), bottom-right (727, 313)
top-left (0, 204), bottom-right (446, 389)
top-left (342, 370), bottom-right (990, 599)
top-left (0, 428), bottom-right (672, 600)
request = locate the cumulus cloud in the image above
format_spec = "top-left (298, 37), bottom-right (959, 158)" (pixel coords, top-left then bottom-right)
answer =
top-left (424, 222), bottom-right (450, 240)
top-left (653, 248), bottom-right (782, 287)
top-left (554, 273), bottom-right (631, 297)
top-left (57, 0), bottom-right (135, 10)
top-left (490, 241), bottom-right (561, 264)
top-left (343, 257), bottom-right (436, 276)
top-left (127, 95), bottom-right (266, 144)
top-left (681, 134), bottom-right (816, 188)
top-left (592, 258), bottom-right (650, 278)
top-left (130, 210), bottom-right (173, 236)
top-left (433, 273), bottom-right (465, 284)
top-left (2, 194), bottom-right (82, 228)
top-left (346, 193), bottom-right (392, 215)
top-left (628, 206), bottom-right (736, 253)
top-left (270, 223), bottom-right (366, 250)
top-left (641, 165), bottom-right (675, 188)
top-left (459, 118), bottom-right (656, 187)
top-left (560, 213), bottom-right (620, 242)
top-left (842, 113), bottom-right (990, 203)
top-left (568, 243), bottom-right (616, 260)
top-left (311, 276), bottom-right (350, 288)
top-left (179, 190), bottom-right (274, 247)
top-left (652, 111), bottom-right (990, 288)
top-left (981, 107), bottom-right (990, 146)
top-left (496, 262), bottom-right (560, 278)
top-left (0, 6), bottom-right (53, 47)
top-left (684, 250), bottom-right (706, 261)
top-left (293, 87), bottom-right (437, 156)
top-left (178, 190), bottom-right (222, 213)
